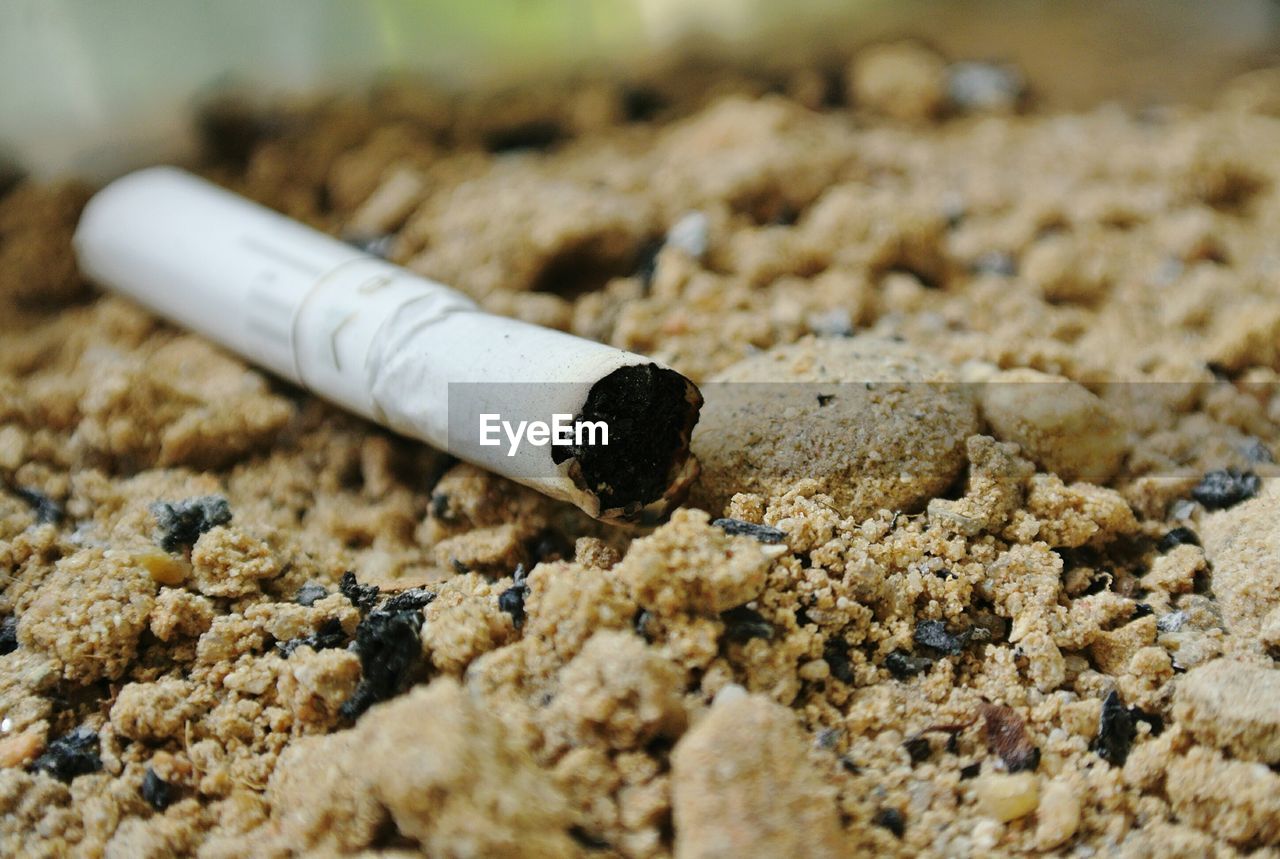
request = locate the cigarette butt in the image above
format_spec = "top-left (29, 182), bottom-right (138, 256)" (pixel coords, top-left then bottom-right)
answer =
top-left (73, 167), bottom-right (702, 523)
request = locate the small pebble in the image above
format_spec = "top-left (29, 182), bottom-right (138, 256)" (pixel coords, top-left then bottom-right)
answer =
top-left (849, 41), bottom-right (947, 122)
top-left (974, 771), bottom-right (1039, 822)
top-left (1242, 437), bottom-right (1275, 463)
top-left (693, 337), bottom-right (977, 520)
top-left (665, 211), bottom-right (710, 260)
top-left (671, 693), bottom-right (845, 858)
top-left (294, 583), bottom-right (328, 607)
top-left (711, 683), bottom-right (748, 707)
top-left (978, 368), bottom-right (1129, 483)
top-left (1201, 490), bottom-right (1280, 637)
top-left (806, 308), bottom-right (854, 338)
top-left (971, 250), bottom-right (1018, 276)
top-left (136, 550), bottom-right (190, 586)
top-left (1173, 660), bottom-right (1280, 763)
top-left (1035, 779), bottom-right (1081, 850)
top-left (346, 166), bottom-right (424, 237)
top-left (0, 730), bottom-right (43, 768)
top-left (947, 61), bottom-right (1025, 113)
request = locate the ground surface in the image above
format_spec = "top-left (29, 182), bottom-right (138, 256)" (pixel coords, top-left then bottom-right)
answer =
top-left (4, 41), bottom-right (1280, 857)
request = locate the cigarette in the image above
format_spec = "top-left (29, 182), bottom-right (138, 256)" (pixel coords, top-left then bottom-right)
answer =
top-left (72, 167), bottom-right (702, 523)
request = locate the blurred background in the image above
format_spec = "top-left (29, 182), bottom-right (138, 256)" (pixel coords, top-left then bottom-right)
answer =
top-left (4, 0), bottom-right (1280, 178)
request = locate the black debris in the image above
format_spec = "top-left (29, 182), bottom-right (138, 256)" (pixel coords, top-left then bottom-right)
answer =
top-left (277, 617), bottom-right (348, 657)
top-left (823, 638), bottom-right (856, 684)
top-left (815, 728), bottom-right (842, 750)
top-left (1132, 603), bottom-right (1153, 618)
top-left (622, 86), bottom-right (667, 122)
top-left (633, 237), bottom-right (665, 291)
top-left (382, 588), bottom-right (436, 613)
top-left (142, 767), bottom-right (173, 811)
top-left (340, 608), bottom-right (424, 719)
top-left (569, 826), bottom-right (611, 851)
top-left (1191, 468), bottom-right (1260, 511)
top-left (1243, 438), bottom-right (1275, 464)
top-left (1133, 708), bottom-right (1165, 737)
top-left (0, 159), bottom-right (23, 201)
top-left (1205, 362), bottom-right (1232, 380)
top-left (885, 650), bottom-right (934, 678)
top-left (904, 736), bottom-right (932, 764)
top-left (959, 762), bottom-right (981, 780)
top-left (711, 518), bottom-right (787, 545)
top-left (816, 393), bottom-right (836, 407)
top-left (1092, 690), bottom-right (1137, 766)
top-left (634, 608), bottom-right (654, 640)
top-left (551, 363), bottom-right (697, 513)
top-left (913, 620), bottom-right (971, 656)
top-left (0, 616), bottom-right (17, 655)
top-left (1157, 526), bottom-right (1200, 552)
top-left (13, 486), bottom-right (63, 525)
top-left (339, 571), bottom-right (380, 613)
top-left (484, 121), bottom-right (563, 154)
top-left (450, 558), bottom-right (470, 574)
top-left (872, 808), bottom-right (905, 838)
top-left (197, 99), bottom-right (285, 168)
top-left (839, 756), bottom-right (861, 774)
top-left (31, 726), bottom-right (101, 782)
top-left (721, 605), bottom-right (774, 643)
top-left (429, 491), bottom-right (452, 521)
top-left (294, 583), bottom-right (328, 607)
top-left (499, 582), bottom-right (529, 628)
top-left (150, 495), bottom-right (231, 553)
top-left (530, 529), bottom-right (574, 563)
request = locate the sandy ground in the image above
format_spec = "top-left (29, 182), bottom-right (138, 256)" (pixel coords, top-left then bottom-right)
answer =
top-left (4, 39), bottom-right (1280, 857)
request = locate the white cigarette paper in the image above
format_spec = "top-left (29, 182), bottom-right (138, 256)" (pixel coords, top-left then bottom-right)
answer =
top-left (73, 167), bottom-right (702, 523)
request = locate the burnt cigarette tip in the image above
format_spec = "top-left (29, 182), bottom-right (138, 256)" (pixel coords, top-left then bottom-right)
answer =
top-left (555, 363), bottom-right (702, 523)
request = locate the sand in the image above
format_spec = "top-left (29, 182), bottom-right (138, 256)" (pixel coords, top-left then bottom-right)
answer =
top-left (4, 39), bottom-right (1280, 857)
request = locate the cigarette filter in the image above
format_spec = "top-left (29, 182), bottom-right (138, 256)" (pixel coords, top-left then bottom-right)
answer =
top-left (73, 167), bottom-right (702, 523)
